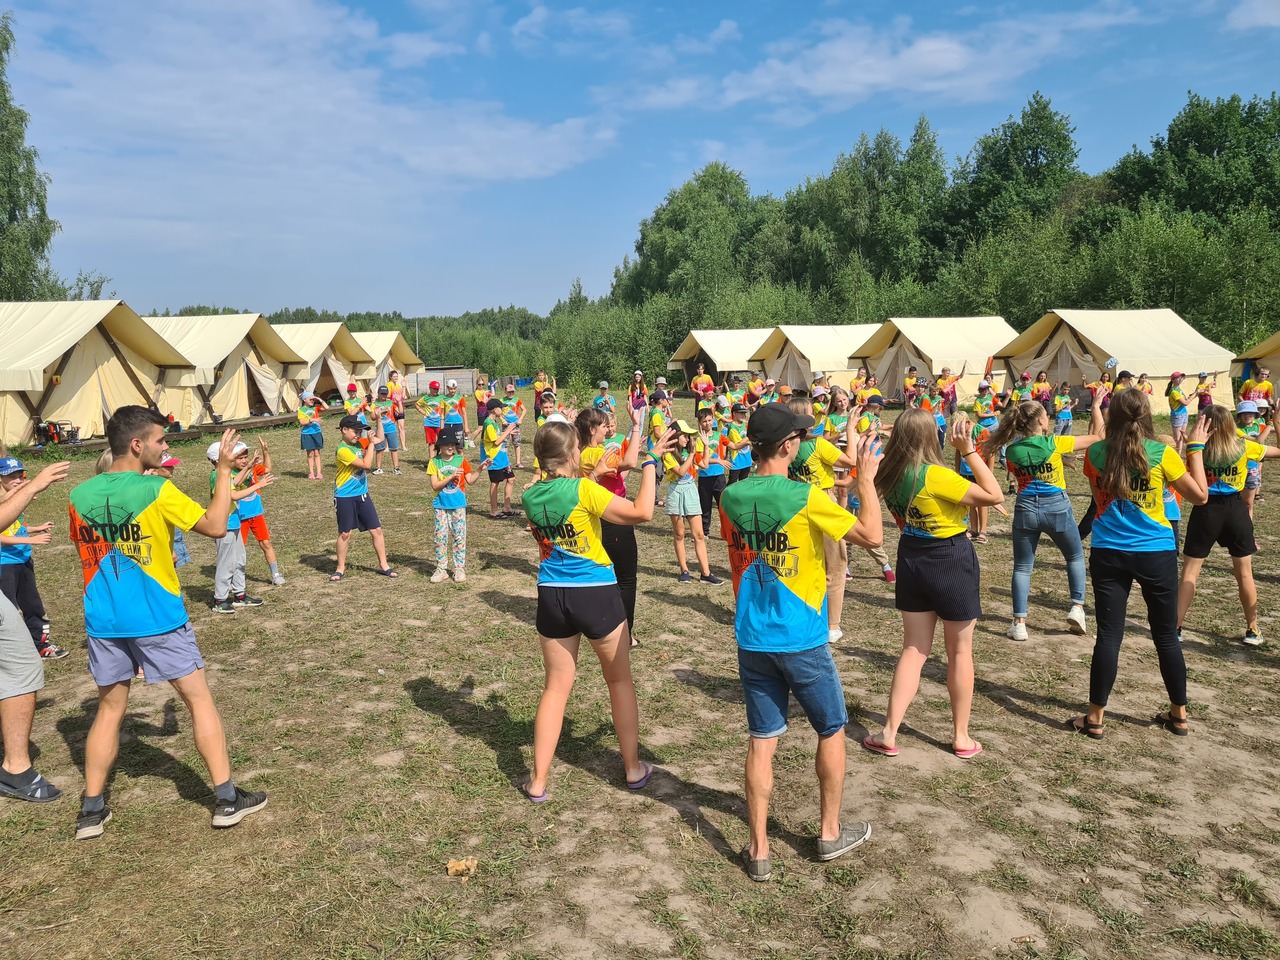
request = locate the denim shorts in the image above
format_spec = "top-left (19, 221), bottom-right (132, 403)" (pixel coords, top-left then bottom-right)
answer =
top-left (737, 644), bottom-right (848, 738)
top-left (300, 431), bottom-right (324, 451)
top-left (1170, 410), bottom-right (1188, 428)
top-left (88, 623), bottom-right (204, 686)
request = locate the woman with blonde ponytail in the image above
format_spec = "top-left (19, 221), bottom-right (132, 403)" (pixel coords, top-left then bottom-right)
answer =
top-left (987, 391), bottom-right (1104, 642)
top-left (1072, 389), bottom-right (1208, 740)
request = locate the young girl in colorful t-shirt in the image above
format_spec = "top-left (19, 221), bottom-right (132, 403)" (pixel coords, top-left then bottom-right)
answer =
top-left (427, 431), bottom-right (481, 583)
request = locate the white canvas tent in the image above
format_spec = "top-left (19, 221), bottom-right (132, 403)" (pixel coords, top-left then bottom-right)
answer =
top-left (352, 331), bottom-right (424, 389)
top-left (1233, 330), bottom-right (1280, 380)
top-left (271, 323), bottom-right (374, 401)
top-left (667, 328), bottom-right (772, 383)
top-left (750, 324), bottom-right (882, 389)
top-left (849, 317), bottom-right (1017, 401)
top-left (144, 315), bottom-right (307, 425)
top-left (0, 300), bottom-right (193, 448)
top-left (996, 309), bottom-right (1233, 404)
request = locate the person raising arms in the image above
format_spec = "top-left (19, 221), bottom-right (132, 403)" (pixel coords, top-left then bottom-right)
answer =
top-left (1072, 389), bottom-right (1208, 739)
top-left (520, 420), bottom-right (676, 803)
top-left (719, 403), bottom-right (886, 880)
top-left (1176, 403), bottom-right (1280, 647)
top-left (984, 390), bottom-right (1105, 642)
top-left (861, 410), bottom-right (1003, 760)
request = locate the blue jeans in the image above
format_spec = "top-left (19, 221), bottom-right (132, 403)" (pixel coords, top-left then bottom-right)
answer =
top-left (737, 644), bottom-right (848, 738)
top-left (1054, 418), bottom-right (1072, 436)
top-left (1011, 491), bottom-right (1085, 618)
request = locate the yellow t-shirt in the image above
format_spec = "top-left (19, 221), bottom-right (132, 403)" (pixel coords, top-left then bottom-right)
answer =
top-left (788, 437), bottom-right (843, 490)
top-left (855, 386), bottom-right (882, 406)
top-left (662, 451), bottom-right (698, 484)
top-left (1006, 435), bottom-right (1076, 494)
top-left (887, 464), bottom-right (971, 539)
top-left (1205, 438), bottom-right (1266, 495)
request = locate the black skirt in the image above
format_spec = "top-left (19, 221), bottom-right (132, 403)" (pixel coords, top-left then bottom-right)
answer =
top-left (895, 532), bottom-right (982, 622)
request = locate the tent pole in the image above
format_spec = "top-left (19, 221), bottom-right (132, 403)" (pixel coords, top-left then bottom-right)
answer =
top-left (99, 327), bottom-right (162, 407)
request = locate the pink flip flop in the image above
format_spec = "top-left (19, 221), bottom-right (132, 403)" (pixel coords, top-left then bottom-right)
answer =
top-left (861, 735), bottom-right (899, 757)
top-left (953, 740), bottom-right (984, 760)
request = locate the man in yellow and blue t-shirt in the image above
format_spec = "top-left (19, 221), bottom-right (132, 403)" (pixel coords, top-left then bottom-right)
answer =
top-left (719, 403), bottom-right (884, 881)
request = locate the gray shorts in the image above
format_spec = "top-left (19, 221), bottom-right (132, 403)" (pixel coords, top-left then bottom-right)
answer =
top-left (87, 623), bottom-right (205, 687)
top-left (0, 591), bottom-right (43, 700)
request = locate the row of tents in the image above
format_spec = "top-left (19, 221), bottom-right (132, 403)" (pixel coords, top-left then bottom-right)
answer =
top-left (669, 309), bottom-right (1277, 403)
top-left (0, 300), bottom-right (425, 448)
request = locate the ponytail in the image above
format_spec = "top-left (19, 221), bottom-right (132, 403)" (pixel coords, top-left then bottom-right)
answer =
top-left (983, 401), bottom-right (1045, 458)
top-left (1098, 389), bottom-right (1155, 500)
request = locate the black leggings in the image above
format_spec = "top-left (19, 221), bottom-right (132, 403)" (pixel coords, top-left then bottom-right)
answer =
top-left (698, 473), bottom-right (727, 536)
top-left (728, 467), bottom-right (750, 484)
top-left (1088, 547), bottom-right (1185, 708)
top-left (600, 520), bottom-right (637, 631)
top-left (0, 561), bottom-right (46, 645)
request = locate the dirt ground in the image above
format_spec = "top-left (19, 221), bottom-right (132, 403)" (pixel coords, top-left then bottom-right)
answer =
top-left (3, 393), bottom-right (1279, 960)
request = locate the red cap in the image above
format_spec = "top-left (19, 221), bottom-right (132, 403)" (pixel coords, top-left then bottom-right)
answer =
top-left (347, 383), bottom-right (358, 392)
top-left (160, 456), bottom-right (182, 468)
top-left (429, 380), bottom-right (440, 391)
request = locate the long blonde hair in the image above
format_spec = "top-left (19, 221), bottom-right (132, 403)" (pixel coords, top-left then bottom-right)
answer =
top-left (1202, 404), bottom-right (1244, 469)
top-left (876, 408), bottom-right (944, 511)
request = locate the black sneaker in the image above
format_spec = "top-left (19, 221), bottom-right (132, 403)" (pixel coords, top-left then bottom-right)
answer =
top-left (210, 598), bottom-right (236, 614)
top-left (677, 571), bottom-right (693, 584)
top-left (700, 573), bottom-right (724, 585)
top-left (232, 594), bottom-right (264, 608)
top-left (212, 786), bottom-right (268, 828)
top-left (75, 807), bottom-right (112, 841)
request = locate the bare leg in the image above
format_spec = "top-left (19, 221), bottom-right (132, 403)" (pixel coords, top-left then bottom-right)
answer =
top-left (1176, 555), bottom-right (1205, 628)
top-left (942, 619), bottom-right (978, 751)
top-left (825, 533), bottom-right (844, 629)
top-left (334, 531), bottom-right (351, 574)
top-left (504, 478), bottom-right (515, 513)
top-left (0, 692), bottom-right (36, 774)
top-left (169, 669), bottom-right (231, 785)
top-left (744, 735), bottom-right (777, 860)
top-left (689, 515), bottom-right (711, 576)
top-left (868, 611), bottom-right (937, 749)
top-left (489, 483), bottom-right (499, 516)
top-left (82, 682), bottom-right (131, 796)
top-left (1234, 555), bottom-right (1259, 631)
top-left (529, 634), bottom-right (580, 795)
top-left (258, 538), bottom-right (278, 566)
top-left (588, 622), bottom-right (644, 781)
top-left (815, 730), bottom-right (846, 841)
top-left (671, 516), bottom-right (688, 572)
top-left (369, 527), bottom-right (390, 569)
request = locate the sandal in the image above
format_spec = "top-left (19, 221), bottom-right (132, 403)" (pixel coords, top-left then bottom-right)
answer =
top-left (521, 782), bottom-right (549, 804)
top-left (329, 571), bottom-right (345, 582)
top-left (1067, 715), bottom-right (1104, 740)
top-left (376, 568), bottom-right (399, 578)
top-left (953, 740), bottom-right (983, 760)
top-left (626, 762), bottom-right (654, 791)
top-left (1154, 711), bottom-right (1190, 737)
top-left (861, 734), bottom-right (899, 757)
top-left (973, 533), bottom-right (988, 544)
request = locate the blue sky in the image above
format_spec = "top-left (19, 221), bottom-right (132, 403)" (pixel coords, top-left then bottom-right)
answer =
top-left (8, 0), bottom-right (1280, 317)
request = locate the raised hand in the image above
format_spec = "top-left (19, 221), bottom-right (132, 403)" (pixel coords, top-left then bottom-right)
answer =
top-left (216, 429), bottom-right (242, 470)
top-left (29, 462), bottom-right (71, 492)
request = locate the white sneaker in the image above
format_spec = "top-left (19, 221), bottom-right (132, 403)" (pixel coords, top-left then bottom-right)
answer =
top-left (1066, 604), bottom-right (1087, 635)
top-left (271, 573), bottom-right (287, 586)
top-left (1007, 620), bottom-right (1029, 642)
top-left (453, 569), bottom-right (467, 583)
top-left (828, 628), bottom-right (844, 643)
top-left (430, 569), bottom-right (449, 583)
top-left (372, 468), bottom-right (385, 475)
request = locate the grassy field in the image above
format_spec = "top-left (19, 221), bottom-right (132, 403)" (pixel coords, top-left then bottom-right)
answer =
top-left (3, 392), bottom-right (1280, 960)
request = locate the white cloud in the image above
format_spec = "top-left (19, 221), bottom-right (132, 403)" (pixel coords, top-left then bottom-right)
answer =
top-left (512, 4), bottom-right (551, 40)
top-left (629, 76), bottom-right (712, 110)
top-left (384, 32), bottom-right (467, 68)
top-left (722, 6), bottom-right (1143, 108)
top-left (1226, 0), bottom-right (1280, 28)
top-left (674, 18), bottom-right (741, 54)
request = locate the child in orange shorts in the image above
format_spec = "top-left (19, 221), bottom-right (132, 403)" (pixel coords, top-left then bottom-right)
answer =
top-left (237, 438), bottom-right (285, 585)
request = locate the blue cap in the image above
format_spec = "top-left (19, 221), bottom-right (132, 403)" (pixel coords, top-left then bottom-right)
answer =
top-left (0, 457), bottom-right (24, 475)
top-left (1237, 400), bottom-right (1259, 415)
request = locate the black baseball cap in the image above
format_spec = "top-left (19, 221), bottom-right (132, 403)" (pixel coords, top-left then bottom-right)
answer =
top-left (864, 394), bottom-right (883, 407)
top-left (747, 404), bottom-right (814, 445)
top-left (338, 415), bottom-right (367, 431)
top-left (1117, 369), bottom-right (1133, 380)
top-left (437, 427), bottom-right (463, 448)
top-left (486, 397), bottom-right (506, 413)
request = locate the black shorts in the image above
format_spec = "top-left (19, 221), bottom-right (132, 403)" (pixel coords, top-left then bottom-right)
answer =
top-left (1183, 493), bottom-right (1256, 559)
top-left (336, 495), bottom-right (381, 534)
top-left (536, 585), bottom-right (626, 640)
top-left (895, 532), bottom-right (982, 621)
top-left (489, 466), bottom-right (514, 483)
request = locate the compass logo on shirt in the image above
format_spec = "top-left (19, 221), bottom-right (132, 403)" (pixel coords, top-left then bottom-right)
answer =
top-left (73, 497), bottom-right (153, 573)
top-left (727, 503), bottom-right (798, 582)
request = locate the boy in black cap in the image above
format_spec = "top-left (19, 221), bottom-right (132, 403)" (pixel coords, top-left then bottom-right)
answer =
top-left (718, 402), bottom-right (884, 881)
top-left (331, 414), bottom-right (396, 579)
top-left (482, 397), bottom-right (517, 518)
